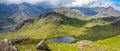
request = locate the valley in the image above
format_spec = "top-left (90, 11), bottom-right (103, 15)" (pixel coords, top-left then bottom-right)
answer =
top-left (0, 2), bottom-right (120, 51)
top-left (0, 8), bottom-right (120, 51)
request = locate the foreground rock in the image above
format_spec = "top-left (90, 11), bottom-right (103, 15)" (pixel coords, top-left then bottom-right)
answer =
top-left (0, 39), bottom-right (19, 51)
top-left (36, 40), bottom-right (49, 50)
top-left (77, 40), bottom-right (94, 48)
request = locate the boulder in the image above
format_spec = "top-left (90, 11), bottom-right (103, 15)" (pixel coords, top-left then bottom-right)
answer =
top-left (0, 39), bottom-right (19, 51)
top-left (77, 40), bottom-right (94, 48)
top-left (36, 40), bottom-right (49, 50)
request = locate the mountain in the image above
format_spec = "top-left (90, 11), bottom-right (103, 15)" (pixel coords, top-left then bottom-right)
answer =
top-left (70, 6), bottom-right (120, 17)
top-left (0, 4), bottom-right (120, 33)
top-left (1, 3), bottom-right (120, 22)
top-left (54, 8), bottom-right (83, 17)
top-left (71, 7), bottom-right (98, 16)
top-left (0, 8), bottom-right (120, 51)
top-left (0, 3), bottom-right (53, 33)
top-left (0, 1), bottom-right (120, 51)
top-left (0, 3), bottom-right (18, 18)
top-left (92, 7), bottom-right (105, 12)
top-left (96, 6), bottom-right (120, 17)
top-left (0, 2), bottom-right (53, 23)
top-left (10, 3), bottom-right (53, 22)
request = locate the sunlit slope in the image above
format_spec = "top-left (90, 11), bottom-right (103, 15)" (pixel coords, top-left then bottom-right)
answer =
top-left (0, 12), bottom-right (88, 39)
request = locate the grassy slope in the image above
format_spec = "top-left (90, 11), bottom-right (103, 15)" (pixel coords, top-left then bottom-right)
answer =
top-left (93, 35), bottom-right (120, 51)
top-left (0, 13), bottom-right (87, 39)
top-left (96, 35), bottom-right (120, 45)
top-left (17, 42), bottom-right (78, 51)
top-left (0, 12), bottom-right (87, 51)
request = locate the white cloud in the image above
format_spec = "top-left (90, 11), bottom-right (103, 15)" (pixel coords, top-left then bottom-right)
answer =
top-left (0, 0), bottom-right (120, 10)
top-left (0, 0), bottom-right (73, 7)
top-left (90, 2), bottom-right (115, 7)
top-left (71, 0), bottom-right (99, 7)
top-left (89, 1), bottom-right (120, 12)
top-left (0, 0), bottom-right (44, 4)
top-left (115, 7), bottom-right (120, 11)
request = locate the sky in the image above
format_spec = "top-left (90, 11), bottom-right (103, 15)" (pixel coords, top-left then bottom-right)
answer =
top-left (0, 0), bottom-right (120, 8)
top-left (109, 0), bottom-right (120, 2)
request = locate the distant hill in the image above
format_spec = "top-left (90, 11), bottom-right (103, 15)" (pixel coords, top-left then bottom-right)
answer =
top-left (0, 3), bottom-right (18, 18)
top-left (0, 3), bottom-right (120, 33)
top-left (0, 3), bottom-right (53, 32)
top-left (71, 7), bottom-right (98, 16)
top-left (0, 2), bottom-right (53, 23)
top-left (54, 8), bottom-right (83, 17)
top-left (71, 6), bottom-right (120, 17)
top-left (96, 6), bottom-right (120, 17)
top-left (0, 3), bottom-right (120, 23)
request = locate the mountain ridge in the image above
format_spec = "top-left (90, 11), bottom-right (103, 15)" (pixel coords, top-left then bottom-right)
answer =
top-left (96, 6), bottom-right (120, 17)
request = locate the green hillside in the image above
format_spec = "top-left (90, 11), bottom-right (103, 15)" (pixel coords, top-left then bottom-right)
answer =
top-left (93, 35), bottom-right (120, 51)
top-left (0, 8), bottom-right (120, 51)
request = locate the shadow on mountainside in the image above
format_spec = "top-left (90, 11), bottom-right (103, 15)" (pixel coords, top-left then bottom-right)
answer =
top-left (74, 24), bottom-right (120, 41)
top-left (39, 12), bottom-right (88, 28)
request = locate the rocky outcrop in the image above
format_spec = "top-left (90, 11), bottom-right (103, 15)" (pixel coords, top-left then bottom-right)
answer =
top-left (112, 19), bottom-right (120, 26)
top-left (0, 39), bottom-right (19, 51)
top-left (77, 40), bottom-right (94, 48)
top-left (54, 8), bottom-right (82, 16)
top-left (14, 18), bottom-right (33, 30)
top-left (36, 40), bottom-right (49, 50)
top-left (13, 36), bottom-right (30, 43)
top-left (96, 6), bottom-right (120, 17)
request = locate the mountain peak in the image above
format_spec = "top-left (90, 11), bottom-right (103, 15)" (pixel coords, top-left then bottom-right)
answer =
top-left (54, 8), bottom-right (83, 16)
top-left (96, 6), bottom-right (120, 16)
top-left (107, 6), bottom-right (113, 8)
top-left (106, 6), bottom-right (115, 10)
top-left (21, 2), bottom-right (30, 5)
top-left (19, 2), bottom-right (32, 7)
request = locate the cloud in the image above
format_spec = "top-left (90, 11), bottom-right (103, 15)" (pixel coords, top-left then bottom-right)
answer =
top-left (0, 0), bottom-right (44, 4)
top-left (0, 0), bottom-right (73, 7)
top-left (90, 2), bottom-right (115, 7)
top-left (0, 0), bottom-right (103, 7)
top-left (0, 0), bottom-right (120, 9)
top-left (89, 1), bottom-right (120, 12)
top-left (71, 0), bottom-right (99, 7)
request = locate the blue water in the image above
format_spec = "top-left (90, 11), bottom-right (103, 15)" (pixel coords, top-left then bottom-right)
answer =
top-left (48, 36), bottom-right (75, 43)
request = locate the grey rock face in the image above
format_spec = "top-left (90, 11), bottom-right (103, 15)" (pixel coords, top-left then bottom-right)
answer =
top-left (0, 39), bottom-right (19, 51)
top-left (77, 40), bottom-right (94, 48)
top-left (14, 18), bottom-right (34, 30)
top-left (36, 40), bottom-right (49, 50)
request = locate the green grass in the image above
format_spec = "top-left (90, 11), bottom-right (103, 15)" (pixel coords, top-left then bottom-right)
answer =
top-left (17, 44), bottom-right (37, 51)
top-left (96, 35), bottom-right (120, 46)
top-left (0, 13), bottom-right (88, 40)
top-left (48, 42), bottom-right (78, 51)
top-left (92, 35), bottom-right (120, 51)
top-left (16, 42), bottom-right (78, 51)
